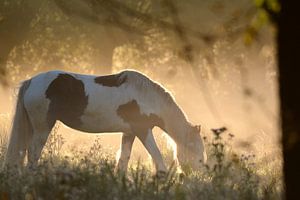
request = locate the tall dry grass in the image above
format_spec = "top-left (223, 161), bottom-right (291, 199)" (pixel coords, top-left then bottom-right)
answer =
top-left (0, 122), bottom-right (283, 200)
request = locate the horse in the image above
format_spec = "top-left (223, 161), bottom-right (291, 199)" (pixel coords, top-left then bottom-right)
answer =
top-left (4, 70), bottom-right (207, 173)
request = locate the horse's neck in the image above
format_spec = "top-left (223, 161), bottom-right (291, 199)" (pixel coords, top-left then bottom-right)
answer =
top-left (162, 104), bottom-right (190, 143)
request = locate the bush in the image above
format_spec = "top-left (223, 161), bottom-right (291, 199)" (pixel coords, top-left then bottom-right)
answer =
top-left (0, 126), bottom-right (283, 200)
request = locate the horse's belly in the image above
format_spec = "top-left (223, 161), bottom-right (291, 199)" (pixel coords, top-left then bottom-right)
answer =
top-left (77, 113), bottom-right (130, 133)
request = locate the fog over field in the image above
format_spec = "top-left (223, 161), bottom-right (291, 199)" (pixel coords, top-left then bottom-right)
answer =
top-left (0, 1), bottom-right (285, 198)
top-left (0, 46), bottom-right (279, 162)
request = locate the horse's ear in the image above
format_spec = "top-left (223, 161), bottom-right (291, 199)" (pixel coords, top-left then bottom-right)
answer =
top-left (194, 125), bottom-right (201, 133)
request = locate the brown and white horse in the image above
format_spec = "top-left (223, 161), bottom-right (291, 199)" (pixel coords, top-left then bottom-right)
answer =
top-left (5, 70), bottom-right (206, 173)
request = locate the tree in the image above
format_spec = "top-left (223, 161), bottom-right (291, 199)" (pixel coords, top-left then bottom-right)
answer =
top-left (0, 0), bottom-right (44, 85)
top-left (1, 0), bottom-right (257, 85)
top-left (278, 1), bottom-right (300, 199)
top-left (0, 0), bottom-right (147, 83)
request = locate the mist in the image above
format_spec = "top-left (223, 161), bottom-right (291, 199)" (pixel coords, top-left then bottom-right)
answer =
top-left (0, 0), bottom-right (280, 163)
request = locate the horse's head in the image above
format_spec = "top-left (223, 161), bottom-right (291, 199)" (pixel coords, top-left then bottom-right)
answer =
top-left (176, 124), bottom-right (207, 170)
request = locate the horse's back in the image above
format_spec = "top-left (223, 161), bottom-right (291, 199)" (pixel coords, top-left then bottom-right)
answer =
top-left (22, 70), bottom-right (168, 133)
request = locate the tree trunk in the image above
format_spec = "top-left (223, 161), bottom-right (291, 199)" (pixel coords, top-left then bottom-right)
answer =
top-left (278, 1), bottom-right (300, 199)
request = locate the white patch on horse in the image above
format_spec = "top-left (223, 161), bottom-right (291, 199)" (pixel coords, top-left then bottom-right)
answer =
top-left (24, 71), bottom-right (58, 131)
top-left (78, 76), bottom-right (133, 133)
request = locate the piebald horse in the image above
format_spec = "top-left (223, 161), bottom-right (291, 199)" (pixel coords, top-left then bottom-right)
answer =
top-left (5, 70), bottom-right (206, 173)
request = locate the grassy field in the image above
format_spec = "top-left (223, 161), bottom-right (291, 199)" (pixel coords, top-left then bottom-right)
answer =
top-left (0, 122), bottom-right (283, 200)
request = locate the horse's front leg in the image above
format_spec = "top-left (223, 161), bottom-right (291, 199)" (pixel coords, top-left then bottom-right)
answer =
top-left (115, 133), bottom-right (135, 173)
top-left (137, 129), bottom-right (167, 175)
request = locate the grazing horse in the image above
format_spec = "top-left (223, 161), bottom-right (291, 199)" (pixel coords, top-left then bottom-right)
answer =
top-left (4, 70), bottom-right (207, 173)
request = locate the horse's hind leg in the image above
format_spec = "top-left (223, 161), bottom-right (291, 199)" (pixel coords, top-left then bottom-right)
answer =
top-left (27, 125), bottom-right (52, 169)
top-left (116, 133), bottom-right (135, 173)
top-left (137, 129), bottom-right (167, 174)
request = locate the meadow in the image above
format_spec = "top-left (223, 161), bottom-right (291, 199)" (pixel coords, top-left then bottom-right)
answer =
top-left (0, 120), bottom-right (283, 200)
top-left (0, 0), bottom-right (283, 199)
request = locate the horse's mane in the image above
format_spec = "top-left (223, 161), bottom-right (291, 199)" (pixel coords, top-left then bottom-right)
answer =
top-left (120, 70), bottom-right (189, 123)
top-left (120, 70), bottom-right (175, 104)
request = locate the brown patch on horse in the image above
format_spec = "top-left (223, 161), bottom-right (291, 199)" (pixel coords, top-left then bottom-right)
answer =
top-left (94, 73), bottom-right (127, 87)
top-left (45, 74), bottom-right (88, 129)
top-left (117, 100), bottom-right (164, 133)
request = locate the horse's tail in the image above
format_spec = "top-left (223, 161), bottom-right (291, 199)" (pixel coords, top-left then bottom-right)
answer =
top-left (4, 79), bottom-right (33, 167)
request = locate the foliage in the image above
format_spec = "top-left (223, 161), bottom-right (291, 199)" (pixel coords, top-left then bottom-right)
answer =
top-left (0, 0), bottom-right (277, 85)
top-left (0, 124), bottom-right (283, 200)
top-left (244, 0), bottom-right (280, 45)
top-left (6, 1), bottom-right (101, 82)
